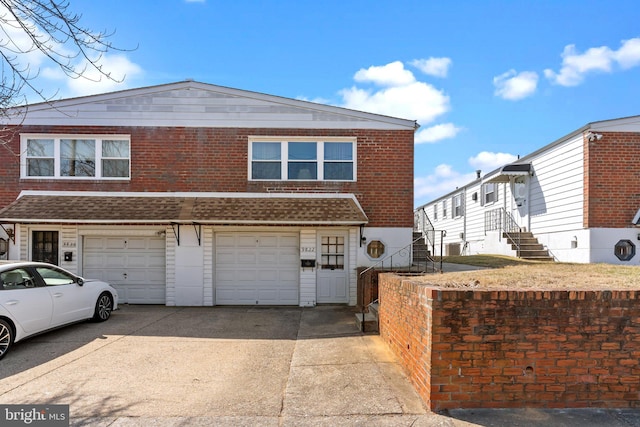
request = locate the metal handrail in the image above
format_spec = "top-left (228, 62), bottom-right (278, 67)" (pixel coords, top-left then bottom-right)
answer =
top-left (484, 208), bottom-right (522, 257)
top-left (414, 207), bottom-right (436, 259)
top-left (358, 229), bottom-right (445, 332)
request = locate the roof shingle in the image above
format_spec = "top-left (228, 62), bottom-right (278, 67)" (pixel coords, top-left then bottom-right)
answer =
top-left (0, 194), bottom-right (368, 225)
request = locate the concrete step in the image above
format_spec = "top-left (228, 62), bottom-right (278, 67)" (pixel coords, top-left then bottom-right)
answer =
top-left (369, 303), bottom-right (379, 317)
top-left (355, 312), bottom-right (379, 333)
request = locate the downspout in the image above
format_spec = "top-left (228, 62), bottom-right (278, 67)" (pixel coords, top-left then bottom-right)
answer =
top-left (463, 187), bottom-right (467, 254)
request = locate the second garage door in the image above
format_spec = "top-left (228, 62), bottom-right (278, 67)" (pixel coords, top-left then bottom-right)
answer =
top-left (83, 236), bottom-right (166, 304)
top-left (215, 232), bottom-right (299, 305)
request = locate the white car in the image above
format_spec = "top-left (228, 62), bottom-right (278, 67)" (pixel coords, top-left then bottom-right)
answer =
top-left (0, 261), bottom-right (118, 359)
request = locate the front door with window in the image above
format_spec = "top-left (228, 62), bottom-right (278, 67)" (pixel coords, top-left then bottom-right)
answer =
top-left (511, 176), bottom-right (529, 231)
top-left (32, 231), bottom-right (59, 265)
top-left (316, 233), bottom-right (348, 303)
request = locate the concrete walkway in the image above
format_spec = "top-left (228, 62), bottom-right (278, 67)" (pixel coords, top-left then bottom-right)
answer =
top-left (0, 305), bottom-right (637, 426)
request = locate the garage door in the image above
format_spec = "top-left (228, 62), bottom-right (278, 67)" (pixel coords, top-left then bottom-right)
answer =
top-left (215, 233), bottom-right (299, 305)
top-left (83, 236), bottom-right (166, 304)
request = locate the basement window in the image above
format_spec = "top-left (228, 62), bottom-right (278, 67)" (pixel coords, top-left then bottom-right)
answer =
top-left (614, 240), bottom-right (635, 261)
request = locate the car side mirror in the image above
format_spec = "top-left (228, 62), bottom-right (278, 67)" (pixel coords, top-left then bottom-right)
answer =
top-left (76, 277), bottom-right (84, 286)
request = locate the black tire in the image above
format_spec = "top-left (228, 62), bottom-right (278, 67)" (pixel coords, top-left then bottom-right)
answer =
top-left (0, 319), bottom-right (14, 360)
top-left (93, 292), bottom-right (113, 322)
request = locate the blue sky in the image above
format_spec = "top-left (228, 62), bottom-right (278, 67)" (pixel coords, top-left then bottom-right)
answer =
top-left (7, 0), bottom-right (640, 207)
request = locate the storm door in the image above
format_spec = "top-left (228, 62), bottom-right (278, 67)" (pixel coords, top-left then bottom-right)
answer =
top-left (511, 176), bottom-right (529, 231)
top-left (32, 231), bottom-right (59, 265)
top-left (316, 233), bottom-right (348, 303)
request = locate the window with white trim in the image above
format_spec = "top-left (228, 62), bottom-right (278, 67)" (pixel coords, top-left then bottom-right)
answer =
top-left (453, 193), bottom-right (464, 217)
top-left (481, 183), bottom-right (498, 205)
top-left (249, 137), bottom-right (356, 181)
top-left (442, 199), bottom-right (447, 219)
top-left (21, 135), bottom-right (130, 179)
top-left (433, 203), bottom-right (438, 221)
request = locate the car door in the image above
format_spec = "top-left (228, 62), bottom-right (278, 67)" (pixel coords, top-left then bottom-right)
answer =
top-left (35, 266), bottom-right (94, 327)
top-left (0, 268), bottom-right (53, 334)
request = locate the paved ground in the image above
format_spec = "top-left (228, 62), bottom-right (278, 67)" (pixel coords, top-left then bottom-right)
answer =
top-left (0, 305), bottom-right (638, 426)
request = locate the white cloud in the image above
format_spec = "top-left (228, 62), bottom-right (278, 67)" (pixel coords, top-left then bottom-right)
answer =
top-left (493, 70), bottom-right (538, 100)
top-left (415, 123), bottom-right (461, 144)
top-left (615, 37), bottom-right (640, 69)
top-left (42, 54), bottom-right (143, 97)
top-left (468, 151), bottom-right (518, 172)
top-left (340, 81), bottom-right (449, 124)
top-left (340, 60), bottom-right (452, 127)
top-left (410, 57), bottom-right (452, 78)
top-left (414, 164), bottom-right (477, 201)
top-left (353, 61), bottom-right (416, 86)
top-left (545, 38), bottom-right (640, 86)
top-left (414, 151), bottom-right (518, 204)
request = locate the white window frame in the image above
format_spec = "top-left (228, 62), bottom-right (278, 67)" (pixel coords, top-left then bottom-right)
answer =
top-left (248, 136), bottom-right (357, 181)
top-left (433, 203), bottom-right (438, 221)
top-left (442, 199), bottom-right (447, 219)
top-left (481, 183), bottom-right (498, 205)
top-left (20, 134), bottom-right (131, 180)
top-left (453, 193), bottom-right (464, 218)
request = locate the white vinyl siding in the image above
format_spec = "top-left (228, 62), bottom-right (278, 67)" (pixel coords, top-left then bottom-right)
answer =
top-left (528, 135), bottom-right (584, 234)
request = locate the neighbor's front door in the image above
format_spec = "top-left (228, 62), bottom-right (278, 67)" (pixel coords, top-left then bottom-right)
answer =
top-left (32, 231), bottom-right (59, 265)
top-left (316, 233), bottom-right (348, 304)
top-left (511, 176), bottom-right (529, 231)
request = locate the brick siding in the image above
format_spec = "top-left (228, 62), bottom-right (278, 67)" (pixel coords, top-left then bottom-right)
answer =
top-left (0, 126), bottom-right (414, 227)
top-left (379, 273), bottom-right (640, 410)
top-left (584, 132), bottom-right (640, 228)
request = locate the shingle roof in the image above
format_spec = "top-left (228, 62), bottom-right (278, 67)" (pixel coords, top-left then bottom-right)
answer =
top-left (0, 194), bottom-right (368, 225)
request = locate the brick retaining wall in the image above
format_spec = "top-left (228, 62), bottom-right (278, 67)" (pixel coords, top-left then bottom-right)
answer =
top-left (378, 273), bottom-right (640, 411)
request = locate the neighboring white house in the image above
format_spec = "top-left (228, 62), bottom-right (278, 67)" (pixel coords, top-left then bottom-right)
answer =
top-left (415, 115), bottom-right (640, 265)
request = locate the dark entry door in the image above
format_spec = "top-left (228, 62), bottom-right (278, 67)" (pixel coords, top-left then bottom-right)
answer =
top-left (32, 231), bottom-right (59, 265)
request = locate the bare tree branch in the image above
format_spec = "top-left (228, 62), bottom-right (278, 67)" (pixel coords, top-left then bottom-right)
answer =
top-left (0, 0), bottom-right (134, 157)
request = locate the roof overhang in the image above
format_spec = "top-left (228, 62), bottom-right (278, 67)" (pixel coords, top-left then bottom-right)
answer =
top-left (485, 163), bottom-right (532, 183)
top-left (0, 192), bottom-right (369, 226)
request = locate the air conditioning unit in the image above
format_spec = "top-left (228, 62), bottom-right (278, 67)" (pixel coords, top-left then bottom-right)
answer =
top-left (445, 243), bottom-right (460, 256)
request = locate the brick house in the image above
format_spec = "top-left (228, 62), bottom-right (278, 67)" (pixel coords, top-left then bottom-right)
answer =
top-left (0, 81), bottom-right (416, 306)
top-left (415, 115), bottom-right (640, 264)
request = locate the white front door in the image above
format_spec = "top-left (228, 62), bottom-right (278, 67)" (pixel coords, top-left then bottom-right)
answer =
top-left (316, 233), bottom-right (348, 304)
top-left (511, 176), bottom-right (529, 231)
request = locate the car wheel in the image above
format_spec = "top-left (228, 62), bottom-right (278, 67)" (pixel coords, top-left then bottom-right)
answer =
top-left (93, 292), bottom-right (113, 322)
top-left (0, 319), bottom-right (14, 360)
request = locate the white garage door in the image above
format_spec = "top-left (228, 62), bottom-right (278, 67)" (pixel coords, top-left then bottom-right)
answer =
top-left (83, 236), bottom-right (166, 304)
top-left (215, 233), bottom-right (299, 305)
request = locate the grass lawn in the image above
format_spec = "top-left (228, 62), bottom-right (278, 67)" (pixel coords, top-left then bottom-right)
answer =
top-left (421, 255), bottom-right (640, 290)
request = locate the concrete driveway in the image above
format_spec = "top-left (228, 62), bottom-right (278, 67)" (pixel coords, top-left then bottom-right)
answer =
top-left (0, 305), bottom-right (470, 426)
top-left (3, 306), bottom-right (636, 427)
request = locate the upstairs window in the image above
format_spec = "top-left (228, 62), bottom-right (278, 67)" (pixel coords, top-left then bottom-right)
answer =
top-left (442, 199), bottom-right (447, 219)
top-left (249, 137), bottom-right (356, 181)
top-left (433, 203), bottom-right (438, 221)
top-left (22, 135), bottom-right (130, 180)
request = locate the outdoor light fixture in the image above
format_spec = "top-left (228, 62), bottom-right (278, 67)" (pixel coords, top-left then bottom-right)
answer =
top-left (585, 131), bottom-right (603, 142)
